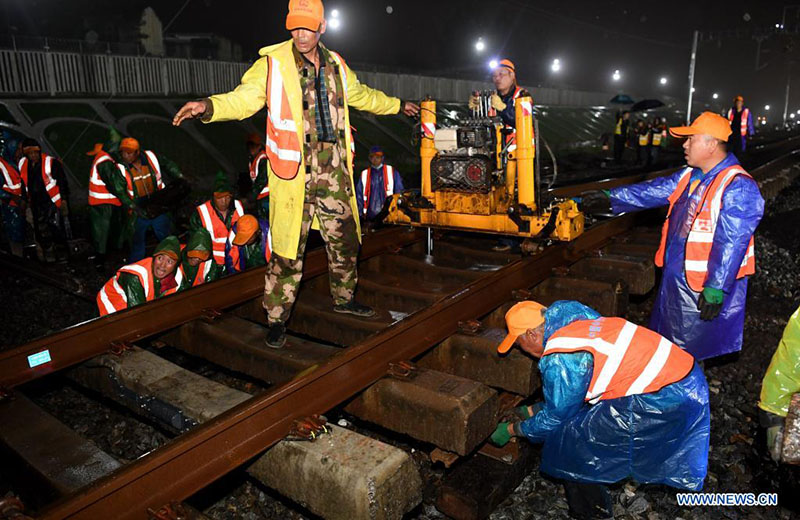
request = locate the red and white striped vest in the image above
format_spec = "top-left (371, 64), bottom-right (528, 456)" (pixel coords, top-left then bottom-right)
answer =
top-left (0, 157), bottom-right (22, 205)
top-left (654, 166), bottom-right (757, 292)
top-left (360, 165), bottom-right (395, 215)
top-left (543, 317), bottom-right (695, 403)
top-left (249, 150), bottom-right (269, 199)
top-left (265, 56), bottom-right (303, 180)
top-left (727, 108), bottom-right (750, 137)
top-left (19, 154), bottom-right (62, 208)
top-left (88, 151), bottom-right (126, 206)
top-left (196, 199), bottom-right (244, 265)
top-left (96, 257), bottom-right (183, 316)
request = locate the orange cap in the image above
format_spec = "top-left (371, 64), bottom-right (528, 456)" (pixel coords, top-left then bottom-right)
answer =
top-left (498, 59), bottom-right (515, 73)
top-left (497, 301), bottom-right (546, 354)
top-left (187, 249), bottom-right (211, 261)
top-left (734, 95), bottom-right (744, 102)
top-left (120, 137), bottom-right (140, 152)
top-left (668, 111), bottom-right (732, 142)
top-left (232, 215), bottom-right (259, 246)
top-left (86, 143), bottom-right (104, 156)
top-left (286, 0), bottom-right (324, 31)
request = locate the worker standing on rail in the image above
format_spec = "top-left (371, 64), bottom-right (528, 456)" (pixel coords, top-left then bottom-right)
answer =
top-left (247, 133), bottom-right (270, 221)
top-left (649, 116), bottom-right (666, 166)
top-left (633, 119), bottom-right (650, 166)
top-left (86, 142), bottom-right (128, 268)
top-left (178, 228), bottom-right (222, 289)
top-left (172, 0), bottom-right (420, 348)
top-left (96, 235), bottom-right (182, 316)
top-left (580, 112), bottom-right (764, 362)
top-left (224, 214), bottom-right (271, 275)
top-left (492, 300), bottom-right (710, 518)
top-left (190, 171), bottom-right (244, 266)
top-left (727, 95), bottom-right (755, 157)
top-left (0, 143), bottom-right (25, 257)
top-left (613, 111), bottom-right (631, 165)
top-left (17, 138), bottom-right (70, 262)
top-left (117, 137), bottom-right (185, 263)
top-left (354, 146), bottom-right (404, 224)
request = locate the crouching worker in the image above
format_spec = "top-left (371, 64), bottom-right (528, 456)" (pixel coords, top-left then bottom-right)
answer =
top-left (97, 236), bottom-right (182, 316)
top-left (492, 300), bottom-right (710, 519)
top-left (179, 228), bottom-right (223, 290)
top-left (225, 214), bottom-right (271, 275)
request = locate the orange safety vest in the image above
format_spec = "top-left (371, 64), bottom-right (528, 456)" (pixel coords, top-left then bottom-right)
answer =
top-left (654, 166), bottom-right (756, 292)
top-left (88, 151), bottom-right (126, 206)
top-left (226, 225), bottom-right (272, 273)
top-left (123, 150), bottom-right (165, 199)
top-left (18, 154), bottom-right (62, 208)
top-left (178, 257), bottom-right (213, 288)
top-left (249, 150), bottom-right (269, 199)
top-left (96, 257), bottom-right (183, 316)
top-left (0, 157), bottom-right (22, 205)
top-left (265, 56), bottom-right (303, 180)
top-left (196, 199), bottom-right (244, 265)
top-left (727, 108), bottom-right (750, 137)
top-left (543, 317), bottom-right (695, 403)
top-left (360, 165), bottom-right (395, 215)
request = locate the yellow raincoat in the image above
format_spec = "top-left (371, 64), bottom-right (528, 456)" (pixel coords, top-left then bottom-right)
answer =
top-left (206, 39), bottom-right (401, 259)
top-left (759, 305), bottom-right (800, 417)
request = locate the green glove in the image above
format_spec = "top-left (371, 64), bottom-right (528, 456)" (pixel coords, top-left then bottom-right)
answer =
top-left (702, 287), bottom-right (724, 305)
top-left (698, 287), bottom-right (724, 321)
top-left (490, 421), bottom-right (521, 446)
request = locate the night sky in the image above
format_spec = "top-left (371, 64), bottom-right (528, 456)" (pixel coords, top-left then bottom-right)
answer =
top-left (3, 1), bottom-right (800, 118)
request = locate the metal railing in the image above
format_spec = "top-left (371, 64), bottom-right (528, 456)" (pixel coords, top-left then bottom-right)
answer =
top-left (0, 48), bottom-right (616, 106)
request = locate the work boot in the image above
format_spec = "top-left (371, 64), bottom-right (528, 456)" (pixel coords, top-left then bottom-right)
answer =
top-left (265, 323), bottom-right (287, 349)
top-left (333, 300), bottom-right (376, 318)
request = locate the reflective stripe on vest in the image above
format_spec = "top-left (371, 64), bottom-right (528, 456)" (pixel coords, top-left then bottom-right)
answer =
top-left (728, 108), bottom-right (749, 137)
top-left (180, 257), bottom-right (212, 287)
top-left (543, 317), bottom-right (695, 403)
top-left (638, 132), bottom-right (650, 146)
top-left (197, 199), bottom-right (244, 264)
top-left (0, 157), bottom-right (22, 197)
top-left (88, 152), bottom-right (125, 206)
top-left (97, 257), bottom-right (154, 316)
top-left (360, 165), bottom-right (394, 215)
top-left (142, 150), bottom-right (165, 190)
top-left (652, 133), bottom-right (662, 146)
top-left (654, 166), bottom-right (756, 291)
top-left (249, 151), bottom-right (270, 199)
top-left (19, 154), bottom-right (62, 208)
top-left (265, 56), bottom-right (302, 179)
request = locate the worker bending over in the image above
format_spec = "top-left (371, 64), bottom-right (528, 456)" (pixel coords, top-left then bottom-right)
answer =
top-left (225, 214), bottom-right (271, 275)
top-left (581, 112), bottom-right (764, 362)
top-left (173, 0), bottom-right (420, 348)
top-left (493, 300), bottom-right (709, 519)
top-left (190, 171), bottom-right (244, 266)
top-left (96, 236), bottom-right (182, 316)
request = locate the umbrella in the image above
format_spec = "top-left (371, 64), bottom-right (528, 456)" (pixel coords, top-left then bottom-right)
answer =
top-left (609, 94), bottom-right (634, 104)
top-left (631, 99), bottom-right (665, 112)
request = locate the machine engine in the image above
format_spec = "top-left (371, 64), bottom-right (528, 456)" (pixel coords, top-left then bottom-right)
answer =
top-left (430, 124), bottom-right (498, 193)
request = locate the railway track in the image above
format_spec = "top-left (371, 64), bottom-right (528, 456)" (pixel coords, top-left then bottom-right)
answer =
top-left (1, 149), bottom-right (799, 520)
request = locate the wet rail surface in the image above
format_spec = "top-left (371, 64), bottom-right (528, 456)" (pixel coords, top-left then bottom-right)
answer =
top-left (1, 149), bottom-right (799, 520)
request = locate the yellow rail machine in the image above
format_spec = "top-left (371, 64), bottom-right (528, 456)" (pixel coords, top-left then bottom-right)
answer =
top-left (385, 95), bottom-right (584, 242)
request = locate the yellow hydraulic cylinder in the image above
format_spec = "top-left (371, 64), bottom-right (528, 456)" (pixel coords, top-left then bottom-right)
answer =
top-left (505, 149), bottom-right (516, 199)
top-left (420, 99), bottom-right (436, 199)
top-left (515, 96), bottom-right (535, 209)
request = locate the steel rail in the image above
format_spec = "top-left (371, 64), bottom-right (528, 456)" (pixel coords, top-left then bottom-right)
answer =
top-left (0, 227), bottom-right (424, 389)
top-left (38, 212), bottom-right (638, 520)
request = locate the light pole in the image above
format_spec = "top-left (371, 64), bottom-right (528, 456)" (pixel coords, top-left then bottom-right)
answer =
top-left (686, 30), bottom-right (699, 124)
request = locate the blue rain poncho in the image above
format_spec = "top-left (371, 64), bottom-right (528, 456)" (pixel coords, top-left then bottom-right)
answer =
top-left (608, 153), bottom-right (764, 360)
top-left (519, 301), bottom-right (710, 490)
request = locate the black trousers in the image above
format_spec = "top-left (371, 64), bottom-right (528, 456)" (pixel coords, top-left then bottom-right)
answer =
top-left (563, 481), bottom-right (613, 519)
top-left (613, 135), bottom-right (625, 163)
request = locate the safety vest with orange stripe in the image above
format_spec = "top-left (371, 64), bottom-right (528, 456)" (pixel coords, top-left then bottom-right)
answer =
top-left (543, 317), bottom-right (695, 403)
top-left (96, 257), bottom-right (183, 316)
top-left (727, 108), bottom-right (750, 137)
top-left (654, 166), bottom-right (756, 292)
top-left (88, 151), bottom-right (126, 206)
top-left (18, 154), bottom-right (62, 208)
top-left (0, 157), bottom-right (22, 206)
top-left (123, 150), bottom-right (165, 200)
top-left (196, 199), bottom-right (244, 265)
top-left (249, 150), bottom-right (269, 199)
top-left (178, 256), bottom-right (213, 288)
top-left (360, 165), bottom-right (395, 216)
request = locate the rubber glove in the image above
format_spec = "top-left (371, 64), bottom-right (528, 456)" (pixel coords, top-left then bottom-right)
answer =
top-left (490, 93), bottom-right (507, 111)
top-left (578, 190), bottom-right (612, 214)
top-left (698, 287), bottom-right (724, 321)
top-left (490, 421), bottom-right (520, 446)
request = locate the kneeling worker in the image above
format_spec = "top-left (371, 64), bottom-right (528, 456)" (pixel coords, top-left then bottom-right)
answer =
top-left (179, 228), bottom-right (223, 289)
top-left (96, 236), bottom-right (182, 316)
top-left (492, 300), bottom-right (710, 518)
top-left (225, 214), bottom-right (271, 275)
